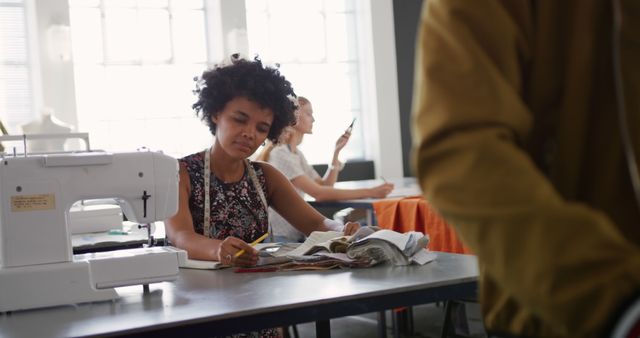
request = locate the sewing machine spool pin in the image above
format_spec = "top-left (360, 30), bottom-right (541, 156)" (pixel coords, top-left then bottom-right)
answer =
top-left (138, 223), bottom-right (155, 247)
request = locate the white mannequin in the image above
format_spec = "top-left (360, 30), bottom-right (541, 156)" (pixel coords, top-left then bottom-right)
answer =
top-left (21, 108), bottom-right (74, 153)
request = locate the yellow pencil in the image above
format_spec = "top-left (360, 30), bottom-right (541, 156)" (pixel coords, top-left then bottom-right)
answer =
top-left (234, 232), bottom-right (269, 258)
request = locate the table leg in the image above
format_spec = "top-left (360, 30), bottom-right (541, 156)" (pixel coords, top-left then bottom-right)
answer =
top-left (440, 301), bottom-right (452, 338)
top-left (377, 311), bottom-right (387, 338)
top-left (316, 319), bottom-right (331, 338)
top-left (391, 311), bottom-right (400, 338)
top-left (394, 307), bottom-right (413, 336)
top-left (366, 209), bottom-right (374, 226)
top-left (407, 306), bottom-right (414, 333)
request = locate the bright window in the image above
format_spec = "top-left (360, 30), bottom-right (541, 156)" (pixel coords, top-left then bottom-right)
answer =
top-left (245, 0), bottom-right (365, 164)
top-left (69, 0), bottom-right (211, 157)
top-left (0, 0), bottom-right (34, 134)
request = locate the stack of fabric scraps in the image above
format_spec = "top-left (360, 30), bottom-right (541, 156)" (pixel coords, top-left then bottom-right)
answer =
top-left (277, 253), bottom-right (372, 271)
top-left (255, 242), bottom-right (299, 266)
top-left (260, 231), bottom-right (371, 271)
top-left (285, 231), bottom-right (350, 256)
top-left (235, 229), bottom-right (435, 273)
top-left (346, 229), bottom-right (435, 266)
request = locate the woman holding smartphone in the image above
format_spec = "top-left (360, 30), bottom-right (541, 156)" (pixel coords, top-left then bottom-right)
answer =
top-left (257, 96), bottom-right (394, 242)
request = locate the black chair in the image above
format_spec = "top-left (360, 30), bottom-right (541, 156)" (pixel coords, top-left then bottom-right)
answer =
top-left (312, 159), bottom-right (375, 182)
top-left (312, 160), bottom-right (375, 220)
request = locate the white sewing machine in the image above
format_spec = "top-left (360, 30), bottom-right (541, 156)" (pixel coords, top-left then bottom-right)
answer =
top-left (0, 150), bottom-right (186, 312)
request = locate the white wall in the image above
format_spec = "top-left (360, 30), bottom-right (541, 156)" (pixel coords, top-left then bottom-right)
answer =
top-left (358, 0), bottom-right (403, 179)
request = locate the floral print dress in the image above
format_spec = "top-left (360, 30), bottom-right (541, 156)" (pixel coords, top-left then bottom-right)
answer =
top-left (180, 151), bottom-right (279, 338)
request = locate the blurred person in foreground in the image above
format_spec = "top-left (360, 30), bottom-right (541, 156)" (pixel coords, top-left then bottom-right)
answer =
top-left (412, 1), bottom-right (640, 337)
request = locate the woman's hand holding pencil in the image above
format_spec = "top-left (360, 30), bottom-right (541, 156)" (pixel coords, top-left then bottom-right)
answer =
top-left (235, 232), bottom-right (269, 258)
top-left (217, 234), bottom-right (268, 267)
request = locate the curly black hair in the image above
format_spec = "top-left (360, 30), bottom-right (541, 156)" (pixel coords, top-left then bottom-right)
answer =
top-left (192, 54), bottom-right (297, 143)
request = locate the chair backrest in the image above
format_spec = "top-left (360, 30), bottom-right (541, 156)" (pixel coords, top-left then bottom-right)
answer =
top-left (312, 160), bottom-right (375, 182)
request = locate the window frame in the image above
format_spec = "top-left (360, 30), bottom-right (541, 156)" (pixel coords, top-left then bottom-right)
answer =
top-left (67, 0), bottom-right (221, 157)
top-left (244, 0), bottom-right (368, 164)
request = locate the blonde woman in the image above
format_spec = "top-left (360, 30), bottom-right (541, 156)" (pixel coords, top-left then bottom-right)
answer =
top-left (259, 97), bottom-right (394, 242)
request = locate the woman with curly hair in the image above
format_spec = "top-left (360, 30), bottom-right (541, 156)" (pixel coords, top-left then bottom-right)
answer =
top-left (165, 55), bottom-right (359, 273)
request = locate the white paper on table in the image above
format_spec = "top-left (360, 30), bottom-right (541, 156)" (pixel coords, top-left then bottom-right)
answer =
top-left (409, 250), bottom-right (437, 265)
top-left (387, 186), bottom-right (422, 198)
top-left (180, 258), bottom-right (226, 270)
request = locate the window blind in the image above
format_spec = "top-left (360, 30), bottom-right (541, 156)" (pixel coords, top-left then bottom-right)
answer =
top-left (0, 0), bottom-right (34, 133)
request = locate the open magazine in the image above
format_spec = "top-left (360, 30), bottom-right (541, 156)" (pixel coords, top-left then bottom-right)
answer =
top-left (285, 231), bottom-right (349, 256)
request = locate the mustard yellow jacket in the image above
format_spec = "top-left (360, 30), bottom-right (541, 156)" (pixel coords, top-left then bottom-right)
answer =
top-left (412, 0), bottom-right (640, 336)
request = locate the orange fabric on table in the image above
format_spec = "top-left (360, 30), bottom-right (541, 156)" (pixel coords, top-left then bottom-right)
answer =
top-left (372, 196), bottom-right (472, 254)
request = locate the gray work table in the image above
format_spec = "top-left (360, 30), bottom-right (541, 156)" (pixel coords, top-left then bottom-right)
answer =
top-left (0, 252), bottom-right (478, 338)
top-left (306, 177), bottom-right (422, 225)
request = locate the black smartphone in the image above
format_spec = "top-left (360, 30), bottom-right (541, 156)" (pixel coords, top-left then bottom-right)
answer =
top-left (346, 118), bottom-right (356, 133)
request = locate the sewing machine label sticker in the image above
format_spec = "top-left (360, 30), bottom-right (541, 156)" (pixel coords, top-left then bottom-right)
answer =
top-left (11, 194), bottom-right (56, 212)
